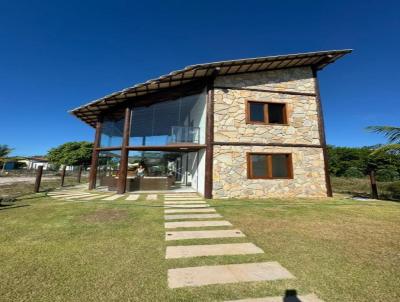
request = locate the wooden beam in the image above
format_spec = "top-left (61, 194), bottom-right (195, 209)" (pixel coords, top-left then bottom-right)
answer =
top-left (204, 70), bottom-right (219, 199)
top-left (214, 86), bottom-right (316, 97)
top-left (213, 142), bottom-right (323, 148)
top-left (312, 69), bottom-right (333, 197)
top-left (116, 107), bottom-right (131, 194)
top-left (88, 119), bottom-right (102, 190)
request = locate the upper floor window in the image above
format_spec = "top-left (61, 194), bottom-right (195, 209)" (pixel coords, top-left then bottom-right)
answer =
top-left (246, 101), bottom-right (288, 125)
top-left (247, 153), bottom-right (293, 179)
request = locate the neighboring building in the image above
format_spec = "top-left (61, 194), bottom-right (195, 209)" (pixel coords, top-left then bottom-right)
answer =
top-left (25, 156), bottom-right (51, 170)
top-left (70, 49), bottom-right (351, 198)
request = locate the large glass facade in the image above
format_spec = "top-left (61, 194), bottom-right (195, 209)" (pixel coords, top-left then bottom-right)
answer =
top-left (95, 91), bottom-right (207, 192)
top-left (96, 150), bottom-right (121, 189)
top-left (100, 108), bottom-right (125, 147)
top-left (130, 91), bottom-right (206, 146)
top-left (124, 150), bottom-right (200, 192)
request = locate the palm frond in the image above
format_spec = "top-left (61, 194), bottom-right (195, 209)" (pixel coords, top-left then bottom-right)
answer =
top-left (370, 143), bottom-right (400, 155)
top-left (366, 126), bottom-right (400, 143)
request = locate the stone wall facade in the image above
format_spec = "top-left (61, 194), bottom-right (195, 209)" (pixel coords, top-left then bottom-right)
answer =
top-left (212, 67), bottom-right (328, 198)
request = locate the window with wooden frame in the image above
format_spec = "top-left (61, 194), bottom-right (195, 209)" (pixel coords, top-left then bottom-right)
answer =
top-left (246, 101), bottom-right (288, 125)
top-left (247, 153), bottom-right (293, 179)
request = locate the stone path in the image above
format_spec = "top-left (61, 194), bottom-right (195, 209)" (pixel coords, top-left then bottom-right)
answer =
top-left (163, 193), bottom-right (324, 301)
top-left (46, 188), bottom-right (324, 301)
top-left (166, 243), bottom-right (263, 259)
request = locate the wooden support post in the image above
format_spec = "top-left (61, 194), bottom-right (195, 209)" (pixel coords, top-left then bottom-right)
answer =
top-left (88, 119), bottom-right (102, 190)
top-left (313, 69), bottom-right (333, 197)
top-left (369, 170), bottom-right (379, 199)
top-left (34, 166), bottom-right (43, 193)
top-left (77, 165), bottom-right (83, 183)
top-left (116, 107), bottom-right (131, 194)
top-left (60, 165), bottom-right (66, 187)
top-left (204, 69), bottom-right (219, 199)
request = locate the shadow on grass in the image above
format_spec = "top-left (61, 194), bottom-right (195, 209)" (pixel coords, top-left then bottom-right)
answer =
top-left (0, 204), bottom-right (30, 211)
top-left (284, 289), bottom-right (301, 302)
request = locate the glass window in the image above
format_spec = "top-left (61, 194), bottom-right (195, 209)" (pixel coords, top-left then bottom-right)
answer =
top-left (248, 153), bottom-right (292, 179)
top-left (247, 101), bottom-right (287, 124)
top-left (250, 154), bottom-right (268, 177)
top-left (130, 91), bottom-right (206, 146)
top-left (249, 102), bottom-right (265, 122)
top-left (96, 150), bottom-right (121, 189)
top-left (268, 103), bottom-right (286, 124)
top-left (271, 154), bottom-right (289, 177)
top-left (100, 109), bottom-right (125, 147)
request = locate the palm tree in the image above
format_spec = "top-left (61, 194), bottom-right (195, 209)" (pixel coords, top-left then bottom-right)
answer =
top-left (366, 126), bottom-right (400, 154)
top-left (0, 145), bottom-right (12, 158)
top-left (0, 145), bottom-right (13, 173)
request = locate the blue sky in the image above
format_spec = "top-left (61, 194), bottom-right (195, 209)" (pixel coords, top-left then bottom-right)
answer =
top-left (0, 0), bottom-right (398, 156)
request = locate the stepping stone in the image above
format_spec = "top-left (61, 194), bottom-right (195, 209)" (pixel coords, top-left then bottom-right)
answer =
top-left (165, 213), bottom-right (221, 220)
top-left (224, 293), bottom-right (324, 302)
top-left (166, 242), bottom-right (264, 259)
top-left (164, 201), bottom-right (206, 205)
top-left (165, 229), bottom-right (245, 241)
top-left (164, 204), bottom-right (210, 208)
top-left (81, 195), bottom-right (104, 200)
top-left (102, 195), bottom-right (123, 201)
top-left (146, 194), bottom-right (157, 200)
top-left (168, 261), bottom-right (294, 288)
top-left (165, 220), bottom-right (232, 229)
top-left (48, 192), bottom-right (89, 196)
top-left (165, 197), bottom-right (204, 199)
top-left (164, 198), bottom-right (204, 201)
top-left (64, 194), bottom-right (94, 199)
top-left (126, 194), bottom-right (139, 201)
top-left (165, 208), bottom-right (216, 214)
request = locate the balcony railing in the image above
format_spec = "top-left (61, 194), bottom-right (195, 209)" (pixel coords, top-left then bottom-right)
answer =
top-left (168, 126), bottom-right (200, 144)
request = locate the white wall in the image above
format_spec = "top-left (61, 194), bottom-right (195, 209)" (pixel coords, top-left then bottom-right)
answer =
top-left (182, 89), bottom-right (207, 144)
top-left (189, 149), bottom-right (205, 196)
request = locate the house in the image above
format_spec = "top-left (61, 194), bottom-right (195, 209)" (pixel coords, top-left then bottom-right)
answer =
top-left (70, 49), bottom-right (351, 199)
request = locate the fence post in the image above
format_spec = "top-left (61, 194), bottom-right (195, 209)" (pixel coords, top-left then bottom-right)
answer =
top-left (369, 170), bottom-right (379, 199)
top-left (61, 165), bottom-right (67, 187)
top-left (34, 166), bottom-right (43, 193)
top-left (77, 165), bottom-right (83, 183)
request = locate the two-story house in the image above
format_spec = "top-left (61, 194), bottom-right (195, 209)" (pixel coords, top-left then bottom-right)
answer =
top-left (70, 49), bottom-right (351, 199)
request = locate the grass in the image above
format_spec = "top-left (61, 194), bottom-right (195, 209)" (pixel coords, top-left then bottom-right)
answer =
top-left (332, 176), bottom-right (400, 200)
top-left (0, 177), bottom-right (87, 198)
top-left (1, 195), bottom-right (399, 301)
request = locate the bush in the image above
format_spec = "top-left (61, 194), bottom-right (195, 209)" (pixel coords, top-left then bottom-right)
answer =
top-left (0, 196), bottom-right (16, 206)
top-left (376, 167), bottom-right (400, 182)
top-left (385, 181), bottom-right (400, 200)
top-left (343, 167), bottom-right (364, 178)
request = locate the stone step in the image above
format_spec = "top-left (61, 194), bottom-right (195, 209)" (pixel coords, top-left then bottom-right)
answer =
top-left (164, 201), bottom-right (206, 205)
top-left (126, 194), bottom-right (139, 201)
top-left (166, 242), bottom-right (264, 259)
top-left (168, 261), bottom-right (295, 288)
top-left (146, 194), bottom-right (158, 200)
top-left (224, 293), bottom-right (324, 302)
top-left (165, 220), bottom-right (232, 229)
top-left (80, 195), bottom-right (106, 200)
top-left (166, 229), bottom-right (245, 241)
top-left (64, 194), bottom-right (94, 199)
top-left (165, 208), bottom-right (217, 214)
top-left (102, 195), bottom-right (123, 201)
top-left (164, 204), bottom-right (210, 208)
top-left (165, 213), bottom-right (222, 220)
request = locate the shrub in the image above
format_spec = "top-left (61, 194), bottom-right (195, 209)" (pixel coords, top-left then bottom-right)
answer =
top-left (376, 167), bottom-right (400, 182)
top-left (385, 181), bottom-right (400, 200)
top-left (343, 167), bottom-right (364, 178)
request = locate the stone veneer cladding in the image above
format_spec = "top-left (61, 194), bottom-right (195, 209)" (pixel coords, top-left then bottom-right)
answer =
top-left (212, 67), bottom-right (328, 198)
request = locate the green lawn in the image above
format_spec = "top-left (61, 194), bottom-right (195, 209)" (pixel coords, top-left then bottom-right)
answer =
top-left (1, 195), bottom-right (399, 301)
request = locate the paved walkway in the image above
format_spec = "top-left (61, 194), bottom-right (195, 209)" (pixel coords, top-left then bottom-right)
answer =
top-left (46, 187), bottom-right (324, 301)
top-left (163, 193), bottom-right (324, 301)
